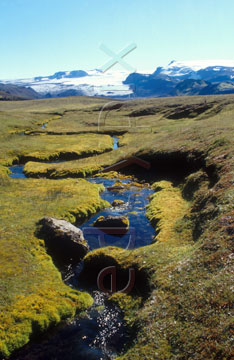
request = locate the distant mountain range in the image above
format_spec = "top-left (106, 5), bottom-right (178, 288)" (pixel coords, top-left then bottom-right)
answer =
top-left (124, 60), bottom-right (234, 97)
top-left (2, 60), bottom-right (234, 100)
top-left (0, 83), bottom-right (40, 100)
top-left (0, 69), bottom-right (131, 99)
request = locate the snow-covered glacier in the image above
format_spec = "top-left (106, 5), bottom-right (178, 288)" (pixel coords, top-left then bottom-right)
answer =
top-left (2, 60), bottom-right (234, 98)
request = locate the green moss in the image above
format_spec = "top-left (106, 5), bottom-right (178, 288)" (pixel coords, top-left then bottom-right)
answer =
top-left (146, 180), bottom-right (192, 243)
top-left (182, 170), bottom-right (209, 200)
top-left (0, 178), bottom-right (108, 357)
top-left (0, 290), bottom-right (93, 358)
top-left (0, 165), bottom-right (10, 178)
top-left (23, 149), bottom-right (131, 179)
top-left (209, 137), bottom-right (230, 150)
top-left (128, 211), bottom-right (137, 215)
top-left (94, 171), bottom-right (134, 180)
top-left (112, 199), bottom-right (125, 207)
top-left (0, 133), bottom-right (113, 166)
top-left (108, 293), bottom-right (142, 328)
top-left (82, 247), bottom-right (135, 284)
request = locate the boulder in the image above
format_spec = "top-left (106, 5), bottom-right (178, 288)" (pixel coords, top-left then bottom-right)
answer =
top-left (37, 217), bottom-right (89, 264)
top-left (107, 184), bottom-right (125, 192)
top-left (112, 199), bottom-right (125, 207)
top-left (93, 215), bottom-right (129, 235)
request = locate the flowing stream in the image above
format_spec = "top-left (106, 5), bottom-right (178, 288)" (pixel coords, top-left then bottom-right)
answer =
top-left (80, 177), bottom-right (155, 250)
top-left (9, 165), bottom-right (26, 179)
top-left (10, 289), bottom-right (128, 360)
top-left (8, 136), bottom-right (156, 359)
top-left (112, 137), bottom-right (119, 150)
top-left (41, 122), bottom-right (48, 129)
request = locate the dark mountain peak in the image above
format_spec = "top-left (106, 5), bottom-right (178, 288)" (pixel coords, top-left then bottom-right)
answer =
top-left (123, 72), bottom-right (148, 85)
top-left (197, 66), bottom-right (234, 82)
top-left (0, 83), bottom-right (40, 100)
top-left (35, 70), bottom-right (88, 81)
top-left (48, 70), bottom-right (88, 80)
top-left (124, 61), bottom-right (234, 97)
top-left (66, 70), bottom-right (88, 78)
top-left (153, 66), bottom-right (164, 75)
top-left (168, 60), bottom-right (176, 65)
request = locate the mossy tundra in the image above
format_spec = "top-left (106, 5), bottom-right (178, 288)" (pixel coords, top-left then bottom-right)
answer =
top-left (0, 94), bottom-right (233, 359)
top-left (0, 177), bottom-right (108, 357)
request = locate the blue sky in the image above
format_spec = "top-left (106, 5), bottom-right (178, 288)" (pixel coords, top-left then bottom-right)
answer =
top-left (1, 0), bottom-right (234, 79)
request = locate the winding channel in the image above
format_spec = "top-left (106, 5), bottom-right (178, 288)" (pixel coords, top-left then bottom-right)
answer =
top-left (8, 136), bottom-right (156, 360)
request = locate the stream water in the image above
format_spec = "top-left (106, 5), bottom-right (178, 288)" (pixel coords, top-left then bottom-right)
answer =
top-left (112, 137), bottom-right (119, 150)
top-left (81, 177), bottom-right (155, 250)
top-left (9, 165), bottom-right (26, 179)
top-left (41, 122), bottom-right (48, 129)
top-left (8, 136), bottom-right (156, 360)
top-left (10, 290), bottom-right (128, 360)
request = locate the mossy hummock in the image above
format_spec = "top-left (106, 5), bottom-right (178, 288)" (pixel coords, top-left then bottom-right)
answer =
top-left (0, 178), bottom-right (109, 358)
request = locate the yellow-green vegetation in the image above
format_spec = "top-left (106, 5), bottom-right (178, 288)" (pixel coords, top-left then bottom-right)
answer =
top-left (0, 133), bottom-right (113, 166)
top-left (121, 217), bottom-right (129, 227)
top-left (108, 293), bottom-right (142, 328)
top-left (128, 211), bottom-right (137, 215)
top-left (146, 180), bottom-right (192, 242)
top-left (93, 215), bottom-right (130, 229)
top-left (22, 134), bottom-right (155, 179)
top-left (94, 171), bottom-right (133, 180)
top-left (0, 96), bottom-right (107, 134)
top-left (113, 181), bottom-right (148, 191)
top-left (112, 199), bottom-right (125, 207)
top-left (23, 148), bottom-right (131, 178)
top-left (0, 177), bottom-right (108, 358)
top-left (0, 165), bottom-right (10, 179)
top-left (0, 94), bottom-right (233, 359)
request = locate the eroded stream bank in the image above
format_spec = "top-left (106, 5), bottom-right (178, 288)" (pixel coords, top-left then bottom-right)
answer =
top-left (8, 136), bottom-right (157, 359)
top-left (9, 173), bottom-right (155, 360)
top-left (8, 135), bottom-right (119, 179)
top-left (6, 133), bottom-right (201, 360)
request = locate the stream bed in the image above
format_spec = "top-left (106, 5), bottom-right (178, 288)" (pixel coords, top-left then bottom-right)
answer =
top-left (10, 290), bottom-right (128, 360)
top-left (81, 177), bottom-right (155, 250)
top-left (8, 136), bottom-right (156, 359)
top-left (10, 175), bottom-right (155, 360)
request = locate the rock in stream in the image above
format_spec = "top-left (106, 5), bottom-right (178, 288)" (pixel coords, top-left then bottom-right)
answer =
top-left (38, 217), bottom-right (89, 264)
